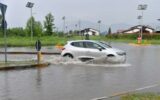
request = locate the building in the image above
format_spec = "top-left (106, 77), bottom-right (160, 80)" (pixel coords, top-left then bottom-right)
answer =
top-left (80, 28), bottom-right (100, 36)
top-left (121, 25), bottom-right (155, 34)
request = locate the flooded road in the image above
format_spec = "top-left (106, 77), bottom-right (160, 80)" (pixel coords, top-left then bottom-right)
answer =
top-left (0, 43), bottom-right (160, 100)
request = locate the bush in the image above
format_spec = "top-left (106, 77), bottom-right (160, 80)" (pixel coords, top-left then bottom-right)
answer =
top-left (106, 33), bottom-right (160, 40)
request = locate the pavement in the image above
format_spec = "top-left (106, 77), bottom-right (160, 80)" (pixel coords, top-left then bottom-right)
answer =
top-left (0, 60), bottom-right (50, 70)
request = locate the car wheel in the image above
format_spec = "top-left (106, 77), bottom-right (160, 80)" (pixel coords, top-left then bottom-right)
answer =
top-left (63, 54), bottom-right (74, 59)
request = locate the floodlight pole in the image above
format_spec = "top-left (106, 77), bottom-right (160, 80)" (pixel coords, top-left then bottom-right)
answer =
top-left (138, 4), bottom-right (147, 40)
top-left (137, 15), bottom-right (142, 37)
top-left (140, 10), bottom-right (144, 38)
top-left (30, 7), bottom-right (33, 41)
top-left (62, 16), bottom-right (66, 33)
top-left (26, 2), bottom-right (34, 41)
top-left (98, 20), bottom-right (101, 34)
top-left (78, 20), bottom-right (83, 39)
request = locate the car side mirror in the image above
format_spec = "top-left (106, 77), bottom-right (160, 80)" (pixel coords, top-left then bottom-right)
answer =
top-left (98, 47), bottom-right (102, 51)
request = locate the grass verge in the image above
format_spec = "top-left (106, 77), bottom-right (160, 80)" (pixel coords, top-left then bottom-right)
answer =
top-left (121, 93), bottom-right (160, 100)
top-left (0, 36), bottom-right (160, 47)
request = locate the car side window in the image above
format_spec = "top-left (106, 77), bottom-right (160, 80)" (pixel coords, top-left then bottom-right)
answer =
top-left (71, 42), bottom-right (84, 48)
top-left (85, 42), bottom-right (102, 49)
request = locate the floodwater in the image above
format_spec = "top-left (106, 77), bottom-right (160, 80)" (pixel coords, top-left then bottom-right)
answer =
top-left (0, 43), bottom-right (160, 100)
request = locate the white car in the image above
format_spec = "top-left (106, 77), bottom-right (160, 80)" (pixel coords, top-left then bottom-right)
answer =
top-left (61, 40), bottom-right (126, 63)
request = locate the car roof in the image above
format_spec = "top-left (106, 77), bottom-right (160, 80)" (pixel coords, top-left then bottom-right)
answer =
top-left (68, 40), bottom-right (97, 43)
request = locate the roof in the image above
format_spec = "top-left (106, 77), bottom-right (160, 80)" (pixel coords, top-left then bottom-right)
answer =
top-left (68, 40), bottom-right (97, 43)
top-left (122, 25), bottom-right (155, 33)
top-left (81, 28), bottom-right (99, 32)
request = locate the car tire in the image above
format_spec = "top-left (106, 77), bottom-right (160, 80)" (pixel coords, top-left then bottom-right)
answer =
top-left (63, 54), bottom-right (74, 59)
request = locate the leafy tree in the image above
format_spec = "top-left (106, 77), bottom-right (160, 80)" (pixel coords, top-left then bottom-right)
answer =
top-left (108, 27), bottom-right (112, 35)
top-left (44, 13), bottom-right (55, 35)
top-left (0, 15), bottom-right (3, 35)
top-left (7, 27), bottom-right (26, 36)
top-left (0, 15), bottom-right (2, 26)
top-left (25, 17), bottom-right (43, 37)
top-left (34, 21), bottom-right (43, 37)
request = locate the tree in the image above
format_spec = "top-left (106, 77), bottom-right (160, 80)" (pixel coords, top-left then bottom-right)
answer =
top-left (44, 13), bottom-right (55, 35)
top-left (0, 15), bottom-right (2, 35)
top-left (0, 15), bottom-right (2, 26)
top-left (34, 21), bottom-right (43, 37)
top-left (108, 27), bottom-right (112, 35)
top-left (7, 27), bottom-right (26, 36)
top-left (25, 17), bottom-right (43, 37)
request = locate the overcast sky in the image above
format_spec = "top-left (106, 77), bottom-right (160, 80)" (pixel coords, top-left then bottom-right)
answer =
top-left (0, 0), bottom-right (160, 29)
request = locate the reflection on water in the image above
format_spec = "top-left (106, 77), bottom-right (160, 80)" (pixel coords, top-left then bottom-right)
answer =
top-left (0, 44), bottom-right (160, 100)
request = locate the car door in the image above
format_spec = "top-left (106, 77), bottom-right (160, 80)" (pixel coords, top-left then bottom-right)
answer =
top-left (85, 42), bottom-right (105, 58)
top-left (70, 41), bottom-right (88, 58)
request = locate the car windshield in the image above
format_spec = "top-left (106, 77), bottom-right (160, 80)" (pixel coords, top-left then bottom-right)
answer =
top-left (97, 41), bottom-right (112, 48)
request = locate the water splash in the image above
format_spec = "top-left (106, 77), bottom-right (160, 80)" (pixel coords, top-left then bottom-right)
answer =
top-left (45, 56), bottom-right (131, 68)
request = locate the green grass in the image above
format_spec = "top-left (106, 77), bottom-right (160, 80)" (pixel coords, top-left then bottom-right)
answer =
top-left (121, 93), bottom-right (160, 100)
top-left (0, 35), bottom-right (160, 47)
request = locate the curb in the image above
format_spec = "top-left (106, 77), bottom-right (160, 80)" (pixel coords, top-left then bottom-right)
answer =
top-left (0, 61), bottom-right (50, 71)
top-left (129, 43), bottom-right (151, 46)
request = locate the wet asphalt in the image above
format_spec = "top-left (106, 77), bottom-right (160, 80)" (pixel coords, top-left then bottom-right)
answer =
top-left (0, 43), bottom-right (160, 100)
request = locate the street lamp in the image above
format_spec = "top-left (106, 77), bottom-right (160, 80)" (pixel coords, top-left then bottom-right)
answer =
top-left (78, 20), bottom-right (83, 39)
top-left (137, 4), bottom-right (147, 40)
top-left (26, 2), bottom-right (34, 41)
top-left (62, 16), bottom-right (66, 33)
top-left (157, 19), bottom-right (160, 32)
top-left (98, 20), bottom-right (101, 33)
top-left (137, 15), bottom-right (142, 37)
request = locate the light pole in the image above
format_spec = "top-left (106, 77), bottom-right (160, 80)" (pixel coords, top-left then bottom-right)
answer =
top-left (137, 15), bottom-right (142, 37)
top-left (157, 19), bottom-right (160, 32)
top-left (62, 16), bottom-right (66, 33)
top-left (137, 4), bottom-right (147, 40)
top-left (75, 24), bottom-right (78, 35)
top-left (78, 20), bottom-right (83, 39)
top-left (98, 20), bottom-right (101, 34)
top-left (75, 24), bottom-right (77, 30)
top-left (65, 26), bottom-right (68, 34)
top-left (26, 2), bottom-right (34, 41)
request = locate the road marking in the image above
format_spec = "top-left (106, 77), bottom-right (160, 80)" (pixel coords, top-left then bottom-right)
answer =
top-left (91, 83), bottom-right (160, 100)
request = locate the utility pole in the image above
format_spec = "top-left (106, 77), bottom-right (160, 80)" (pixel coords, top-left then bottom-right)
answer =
top-left (62, 16), bottom-right (66, 33)
top-left (78, 20), bottom-right (83, 39)
top-left (26, 2), bottom-right (34, 41)
top-left (137, 4), bottom-right (147, 40)
top-left (98, 20), bottom-right (101, 34)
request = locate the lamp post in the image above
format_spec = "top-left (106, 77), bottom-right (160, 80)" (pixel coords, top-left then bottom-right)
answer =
top-left (26, 2), bottom-right (34, 41)
top-left (98, 20), bottom-right (101, 34)
top-left (157, 19), bottom-right (160, 32)
top-left (137, 15), bottom-right (142, 37)
top-left (78, 20), bottom-right (83, 39)
top-left (62, 16), bottom-right (66, 33)
top-left (137, 4), bottom-right (147, 40)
